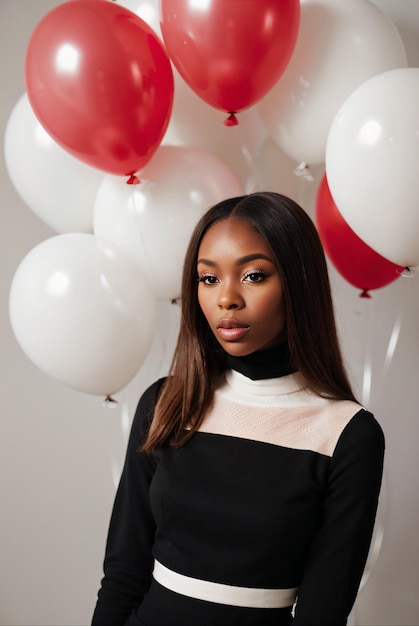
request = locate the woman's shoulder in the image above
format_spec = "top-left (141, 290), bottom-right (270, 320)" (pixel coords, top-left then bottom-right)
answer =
top-left (132, 377), bottom-right (168, 431)
top-left (139, 377), bottom-right (167, 407)
top-left (345, 406), bottom-right (385, 443)
top-left (334, 406), bottom-right (385, 460)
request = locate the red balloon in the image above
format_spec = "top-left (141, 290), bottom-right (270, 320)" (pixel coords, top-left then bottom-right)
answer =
top-left (25, 0), bottom-right (174, 178)
top-left (160, 0), bottom-right (300, 124)
top-left (316, 175), bottom-right (403, 297)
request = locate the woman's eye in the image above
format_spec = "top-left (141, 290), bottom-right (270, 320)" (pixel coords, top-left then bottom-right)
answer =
top-left (243, 271), bottom-right (266, 283)
top-left (197, 274), bottom-right (218, 285)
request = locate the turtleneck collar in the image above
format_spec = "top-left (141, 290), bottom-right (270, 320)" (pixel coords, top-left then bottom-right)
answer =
top-left (225, 342), bottom-right (295, 380)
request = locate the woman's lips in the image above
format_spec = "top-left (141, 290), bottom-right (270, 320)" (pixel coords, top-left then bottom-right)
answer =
top-left (216, 318), bottom-right (250, 341)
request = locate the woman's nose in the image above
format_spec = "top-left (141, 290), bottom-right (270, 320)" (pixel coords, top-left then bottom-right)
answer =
top-left (217, 284), bottom-right (244, 310)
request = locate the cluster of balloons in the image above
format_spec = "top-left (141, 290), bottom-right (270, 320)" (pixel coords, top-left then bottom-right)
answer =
top-left (317, 65), bottom-right (419, 297)
top-left (325, 68), bottom-right (419, 271)
top-left (6, 0), bottom-right (419, 398)
top-left (253, 0), bottom-right (418, 297)
top-left (8, 0), bottom-right (299, 397)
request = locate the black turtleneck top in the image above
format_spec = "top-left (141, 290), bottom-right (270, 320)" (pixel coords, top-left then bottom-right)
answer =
top-left (225, 342), bottom-right (295, 380)
top-left (92, 346), bottom-right (385, 626)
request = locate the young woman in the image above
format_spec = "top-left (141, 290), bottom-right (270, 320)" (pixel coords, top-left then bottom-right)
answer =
top-left (92, 192), bottom-right (384, 626)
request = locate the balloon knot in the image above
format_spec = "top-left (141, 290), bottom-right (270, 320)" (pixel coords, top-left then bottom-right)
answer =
top-left (224, 112), bottom-right (239, 127)
top-left (127, 174), bottom-right (140, 185)
top-left (401, 266), bottom-right (416, 277)
top-left (359, 289), bottom-right (372, 299)
top-left (102, 395), bottom-right (119, 407)
top-left (293, 161), bottom-right (314, 182)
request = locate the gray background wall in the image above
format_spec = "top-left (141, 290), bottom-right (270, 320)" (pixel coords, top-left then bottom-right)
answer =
top-left (1, 1), bottom-right (419, 624)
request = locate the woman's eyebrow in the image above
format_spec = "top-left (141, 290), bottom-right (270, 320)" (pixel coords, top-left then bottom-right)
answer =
top-left (197, 253), bottom-right (274, 266)
top-left (237, 253), bottom-right (274, 265)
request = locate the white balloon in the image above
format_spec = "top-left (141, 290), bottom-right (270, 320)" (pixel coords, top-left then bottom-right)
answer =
top-left (325, 68), bottom-right (419, 268)
top-left (4, 94), bottom-right (104, 233)
top-left (258, 0), bottom-right (407, 165)
top-left (94, 145), bottom-right (243, 301)
top-left (9, 234), bottom-right (156, 396)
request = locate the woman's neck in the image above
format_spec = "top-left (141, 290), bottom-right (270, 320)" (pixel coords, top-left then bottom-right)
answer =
top-left (225, 343), bottom-right (295, 380)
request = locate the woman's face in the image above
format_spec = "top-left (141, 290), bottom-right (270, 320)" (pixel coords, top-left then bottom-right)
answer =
top-left (197, 217), bottom-right (286, 356)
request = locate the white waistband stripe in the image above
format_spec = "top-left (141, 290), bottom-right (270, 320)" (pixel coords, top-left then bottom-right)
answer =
top-left (152, 560), bottom-right (298, 609)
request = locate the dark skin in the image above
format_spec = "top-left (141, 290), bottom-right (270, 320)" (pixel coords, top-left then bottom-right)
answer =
top-left (197, 217), bottom-right (287, 357)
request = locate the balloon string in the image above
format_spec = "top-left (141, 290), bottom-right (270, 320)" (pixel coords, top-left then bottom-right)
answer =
top-left (155, 300), bottom-right (181, 376)
top-left (351, 475), bottom-right (387, 624)
top-left (373, 305), bottom-right (403, 405)
top-left (101, 394), bottom-right (123, 489)
top-left (353, 287), bottom-right (404, 615)
top-left (351, 295), bottom-right (386, 618)
top-left (108, 399), bottom-right (132, 490)
top-left (131, 183), bottom-right (153, 280)
top-left (361, 295), bottom-right (375, 408)
top-left (228, 123), bottom-right (257, 193)
top-left (359, 504), bottom-right (386, 590)
top-left (382, 310), bottom-right (402, 379)
top-left (224, 112), bottom-right (239, 126)
top-left (358, 471), bottom-right (387, 592)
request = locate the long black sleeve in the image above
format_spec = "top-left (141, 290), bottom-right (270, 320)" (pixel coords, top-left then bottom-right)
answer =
top-left (292, 410), bottom-right (385, 625)
top-left (91, 380), bottom-right (163, 626)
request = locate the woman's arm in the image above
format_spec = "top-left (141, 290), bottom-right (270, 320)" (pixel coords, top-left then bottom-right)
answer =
top-left (91, 379), bottom-right (164, 626)
top-left (292, 410), bottom-right (385, 626)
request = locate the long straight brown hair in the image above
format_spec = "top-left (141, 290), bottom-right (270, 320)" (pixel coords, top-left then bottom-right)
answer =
top-left (142, 192), bottom-right (357, 452)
